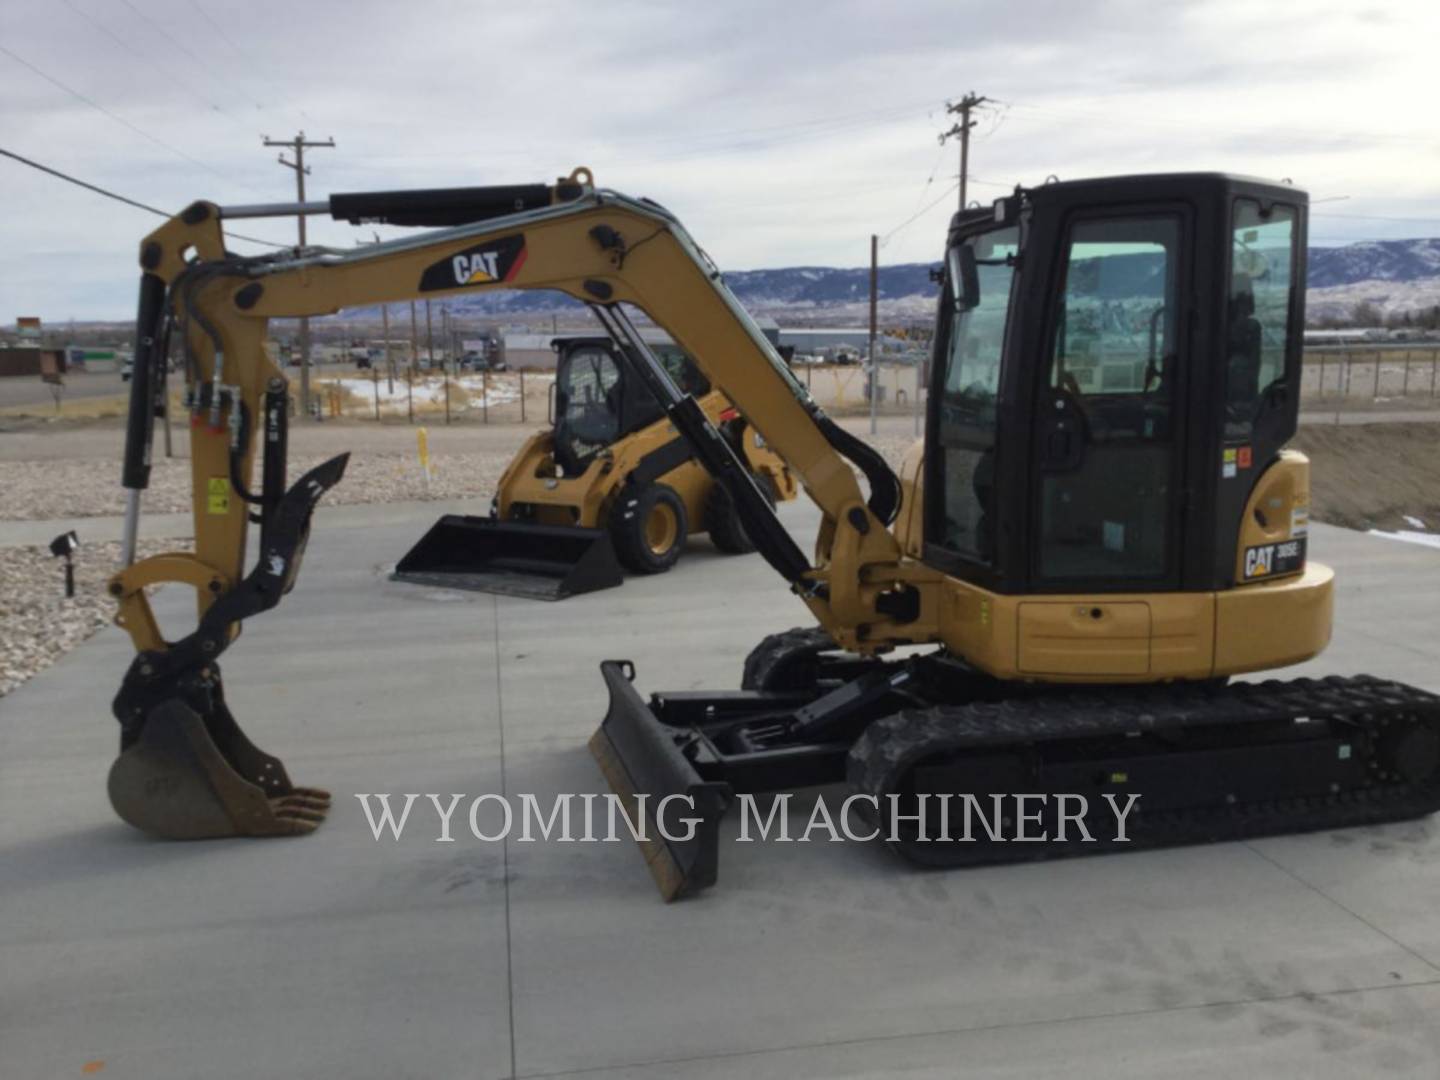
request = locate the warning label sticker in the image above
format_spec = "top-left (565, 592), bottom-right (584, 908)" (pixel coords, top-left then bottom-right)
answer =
top-left (207, 477), bottom-right (230, 515)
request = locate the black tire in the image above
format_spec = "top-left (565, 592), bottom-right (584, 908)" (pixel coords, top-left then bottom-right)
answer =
top-left (741, 626), bottom-right (837, 691)
top-left (609, 482), bottom-right (688, 574)
top-left (704, 473), bottom-right (776, 555)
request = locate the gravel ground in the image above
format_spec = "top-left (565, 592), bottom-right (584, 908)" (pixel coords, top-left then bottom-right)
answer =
top-left (0, 427), bottom-right (921, 696)
top-left (0, 451), bottom-right (514, 521)
top-left (1, 539), bottom-right (168, 697)
top-left (0, 432), bottom-right (919, 522)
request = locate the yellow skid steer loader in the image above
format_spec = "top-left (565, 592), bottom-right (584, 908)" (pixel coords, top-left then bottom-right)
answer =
top-left (393, 334), bottom-right (796, 599)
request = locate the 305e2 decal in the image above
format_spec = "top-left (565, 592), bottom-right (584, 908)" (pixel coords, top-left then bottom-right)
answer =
top-left (419, 234), bottom-right (526, 292)
top-left (1242, 537), bottom-right (1306, 580)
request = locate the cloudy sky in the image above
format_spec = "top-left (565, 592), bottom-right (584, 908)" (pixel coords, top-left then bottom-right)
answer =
top-left (2, 0), bottom-right (1438, 320)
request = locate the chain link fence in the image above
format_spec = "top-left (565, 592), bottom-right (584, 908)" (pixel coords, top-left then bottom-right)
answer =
top-left (307, 368), bottom-right (554, 424)
top-left (298, 346), bottom-right (1440, 426)
top-left (1301, 346), bottom-right (1440, 404)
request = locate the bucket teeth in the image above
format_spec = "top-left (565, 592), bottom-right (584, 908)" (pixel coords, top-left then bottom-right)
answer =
top-left (267, 792), bottom-right (331, 833)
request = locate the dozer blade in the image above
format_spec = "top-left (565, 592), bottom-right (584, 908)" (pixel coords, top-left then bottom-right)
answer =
top-left (109, 687), bottom-right (330, 839)
top-left (590, 660), bottom-right (733, 900)
top-left (393, 515), bottom-right (624, 600)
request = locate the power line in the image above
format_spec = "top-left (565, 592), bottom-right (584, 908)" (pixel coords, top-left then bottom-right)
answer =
top-left (344, 96), bottom-right (952, 168)
top-left (880, 181), bottom-right (960, 246)
top-left (0, 145), bottom-right (287, 248)
top-left (187, 0), bottom-right (318, 128)
top-left (116, 0), bottom-right (267, 113)
top-left (0, 41), bottom-right (256, 192)
top-left (59, 0), bottom-right (246, 128)
top-left (1314, 211), bottom-right (1440, 224)
top-left (992, 96), bottom-right (1439, 149)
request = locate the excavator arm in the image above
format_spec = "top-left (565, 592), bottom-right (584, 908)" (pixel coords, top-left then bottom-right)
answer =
top-left (110, 168), bottom-right (937, 840)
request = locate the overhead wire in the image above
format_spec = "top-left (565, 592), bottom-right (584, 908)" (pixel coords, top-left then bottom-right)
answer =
top-left (991, 95), bottom-right (1439, 149)
top-left (58, 0), bottom-right (247, 129)
top-left (0, 146), bottom-right (289, 248)
top-left (183, 0), bottom-right (320, 129)
top-left (116, 0), bottom-right (267, 113)
top-left (880, 181), bottom-right (960, 247)
top-left (0, 42), bottom-right (266, 196)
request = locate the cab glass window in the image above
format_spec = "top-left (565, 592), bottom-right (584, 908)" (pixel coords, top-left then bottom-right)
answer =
top-left (653, 344), bottom-right (710, 398)
top-left (557, 347), bottom-right (622, 467)
top-left (934, 226), bottom-right (1018, 562)
top-left (1225, 199), bottom-right (1296, 437)
top-left (1052, 217), bottom-right (1178, 399)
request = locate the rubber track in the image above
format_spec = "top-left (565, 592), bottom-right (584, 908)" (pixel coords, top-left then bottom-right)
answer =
top-left (846, 675), bottom-right (1440, 868)
top-left (740, 626), bottom-right (837, 691)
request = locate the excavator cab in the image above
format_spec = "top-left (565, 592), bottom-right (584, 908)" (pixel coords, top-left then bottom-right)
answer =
top-left (927, 175), bottom-right (1306, 613)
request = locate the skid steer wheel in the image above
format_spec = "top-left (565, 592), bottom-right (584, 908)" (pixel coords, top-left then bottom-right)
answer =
top-left (705, 473), bottom-right (776, 555)
top-left (610, 482), bottom-right (688, 574)
top-left (741, 626), bottom-right (841, 691)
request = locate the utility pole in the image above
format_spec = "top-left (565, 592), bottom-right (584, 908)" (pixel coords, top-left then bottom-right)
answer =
top-left (938, 92), bottom-right (989, 211)
top-left (408, 301), bottom-right (419, 424)
top-left (425, 299), bottom-right (435, 369)
top-left (381, 303), bottom-right (394, 395)
top-left (868, 234), bottom-right (879, 435)
top-left (263, 131), bottom-right (335, 418)
top-left (370, 231), bottom-right (394, 395)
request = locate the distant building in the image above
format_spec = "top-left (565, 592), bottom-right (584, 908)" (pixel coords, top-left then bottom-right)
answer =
top-left (501, 315), bottom-right (782, 368)
top-left (1303, 328), bottom-right (1388, 347)
top-left (0, 347), bottom-right (66, 377)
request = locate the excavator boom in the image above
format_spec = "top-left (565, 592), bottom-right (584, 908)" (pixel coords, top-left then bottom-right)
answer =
top-left (111, 168), bottom-right (910, 840)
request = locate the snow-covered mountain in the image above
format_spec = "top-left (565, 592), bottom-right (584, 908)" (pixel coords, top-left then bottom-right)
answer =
top-left (351, 237), bottom-right (1440, 321)
top-left (1307, 238), bottom-right (1440, 288)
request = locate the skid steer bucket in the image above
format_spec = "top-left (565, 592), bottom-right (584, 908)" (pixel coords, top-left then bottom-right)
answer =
top-left (392, 515), bottom-right (624, 600)
top-left (590, 660), bottom-right (733, 900)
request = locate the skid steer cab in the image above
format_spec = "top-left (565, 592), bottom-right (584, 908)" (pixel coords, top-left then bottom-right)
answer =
top-left (392, 335), bottom-right (797, 600)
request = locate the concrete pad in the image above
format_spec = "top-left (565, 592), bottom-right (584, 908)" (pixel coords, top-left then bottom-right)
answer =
top-left (4, 498), bottom-right (1440, 1079)
top-left (1, 512), bottom-right (515, 1079)
top-left (538, 981), bottom-right (1440, 1079)
top-left (497, 730), bottom-right (1439, 1077)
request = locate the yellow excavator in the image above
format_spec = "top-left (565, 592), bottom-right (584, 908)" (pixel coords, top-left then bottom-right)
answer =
top-left (393, 333), bottom-right (796, 599)
top-left (111, 168), bottom-right (1439, 897)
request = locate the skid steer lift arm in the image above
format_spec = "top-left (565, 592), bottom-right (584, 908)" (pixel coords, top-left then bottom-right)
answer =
top-left (111, 167), bottom-right (927, 840)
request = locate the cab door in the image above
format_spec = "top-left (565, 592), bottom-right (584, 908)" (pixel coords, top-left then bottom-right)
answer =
top-left (1031, 209), bottom-right (1190, 591)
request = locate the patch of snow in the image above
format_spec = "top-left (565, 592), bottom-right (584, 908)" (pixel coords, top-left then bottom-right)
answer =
top-left (1403, 515), bottom-right (1428, 530)
top-left (1368, 529), bottom-right (1440, 550)
top-left (326, 374), bottom-right (535, 416)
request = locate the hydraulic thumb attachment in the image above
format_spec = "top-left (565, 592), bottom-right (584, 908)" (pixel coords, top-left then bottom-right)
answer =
top-left (109, 454), bottom-right (348, 839)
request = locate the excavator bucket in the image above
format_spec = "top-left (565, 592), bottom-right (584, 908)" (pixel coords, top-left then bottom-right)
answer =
top-left (108, 455), bottom-right (350, 840)
top-left (392, 515), bottom-right (624, 600)
top-left (589, 660), bottom-right (733, 900)
top-left (108, 691), bottom-right (331, 839)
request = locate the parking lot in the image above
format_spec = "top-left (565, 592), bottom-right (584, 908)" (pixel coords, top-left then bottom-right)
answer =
top-left (3, 494), bottom-right (1440, 1078)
